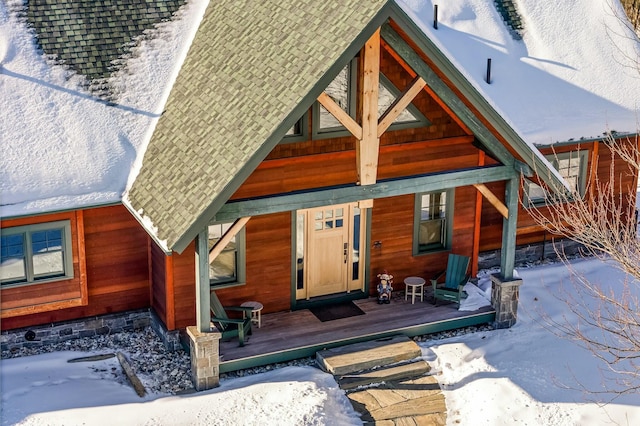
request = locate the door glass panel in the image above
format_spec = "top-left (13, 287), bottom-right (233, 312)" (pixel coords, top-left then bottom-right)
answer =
top-left (352, 208), bottom-right (361, 280)
top-left (296, 213), bottom-right (305, 290)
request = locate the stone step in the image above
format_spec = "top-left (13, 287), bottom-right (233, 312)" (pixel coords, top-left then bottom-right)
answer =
top-left (316, 335), bottom-right (421, 376)
top-left (337, 359), bottom-right (431, 390)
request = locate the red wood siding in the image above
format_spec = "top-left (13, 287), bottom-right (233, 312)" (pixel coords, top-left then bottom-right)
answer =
top-left (2, 205), bottom-right (150, 330)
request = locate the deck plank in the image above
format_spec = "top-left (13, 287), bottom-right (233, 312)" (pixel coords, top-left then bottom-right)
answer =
top-left (218, 294), bottom-right (494, 369)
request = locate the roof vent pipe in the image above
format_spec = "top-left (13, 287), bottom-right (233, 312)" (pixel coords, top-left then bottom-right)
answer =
top-left (486, 58), bottom-right (492, 84)
top-left (433, 5), bottom-right (438, 29)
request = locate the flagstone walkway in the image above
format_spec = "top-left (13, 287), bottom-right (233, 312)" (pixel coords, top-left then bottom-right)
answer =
top-left (316, 335), bottom-right (446, 425)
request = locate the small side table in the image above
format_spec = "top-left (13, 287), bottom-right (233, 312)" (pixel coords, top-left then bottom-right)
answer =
top-left (404, 277), bottom-right (426, 304)
top-left (241, 301), bottom-right (264, 328)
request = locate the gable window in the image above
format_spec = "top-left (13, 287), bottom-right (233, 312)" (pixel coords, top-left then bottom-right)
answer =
top-left (1, 221), bottom-right (73, 287)
top-left (378, 73), bottom-right (430, 130)
top-left (312, 59), bottom-right (358, 138)
top-left (414, 190), bottom-right (452, 254)
top-left (526, 150), bottom-right (589, 206)
top-left (208, 222), bottom-right (246, 287)
top-left (281, 114), bottom-right (309, 143)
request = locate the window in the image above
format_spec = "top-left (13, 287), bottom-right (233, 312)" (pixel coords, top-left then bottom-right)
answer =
top-left (378, 73), bottom-right (430, 130)
top-left (526, 150), bottom-right (589, 206)
top-left (208, 222), bottom-right (245, 287)
top-left (414, 190), bottom-right (452, 254)
top-left (281, 114), bottom-right (309, 143)
top-left (312, 59), bottom-right (358, 138)
top-left (0, 221), bottom-right (73, 286)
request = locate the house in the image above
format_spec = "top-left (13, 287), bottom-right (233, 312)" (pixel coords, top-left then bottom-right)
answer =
top-left (2, 0), bottom-right (639, 389)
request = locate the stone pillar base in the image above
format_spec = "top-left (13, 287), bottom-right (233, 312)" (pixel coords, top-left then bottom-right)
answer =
top-left (186, 326), bottom-right (222, 391)
top-left (490, 274), bottom-right (523, 329)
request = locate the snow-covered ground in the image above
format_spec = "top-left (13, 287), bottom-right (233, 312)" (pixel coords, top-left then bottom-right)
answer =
top-left (2, 257), bottom-right (639, 425)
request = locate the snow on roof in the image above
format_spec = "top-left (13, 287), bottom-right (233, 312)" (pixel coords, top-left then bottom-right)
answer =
top-left (1, 0), bottom-right (638, 219)
top-left (399, 0), bottom-right (640, 145)
top-left (0, 0), bottom-right (208, 218)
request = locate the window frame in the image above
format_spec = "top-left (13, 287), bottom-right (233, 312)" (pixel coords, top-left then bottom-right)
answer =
top-left (280, 113), bottom-right (309, 144)
top-left (207, 221), bottom-right (246, 289)
top-left (525, 150), bottom-right (589, 207)
top-left (0, 220), bottom-right (74, 288)
top-left (311, 58), bottom-right (359, 140)
top-left (413, 190), bottom-right (454, 255)
top-left (378, 73), bottom-right (430, 132)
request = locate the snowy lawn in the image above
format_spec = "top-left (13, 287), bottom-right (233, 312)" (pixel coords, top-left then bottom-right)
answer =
top-left (2, 258), bottom-right (640, 425)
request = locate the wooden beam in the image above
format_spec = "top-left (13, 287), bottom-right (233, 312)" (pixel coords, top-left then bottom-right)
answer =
top-left (358, 28), bottom-right (381, 185)
top-left (381, 38), bottom-right (472, 135)
top-left (208, 217), bottom-right (251, 264)
top-left (377, 75), bottom-right (426, 137)
top-left (75, 210), bottom-right (88, 306)
top-left (215, 165), bottom-right (517, 221)
top-left (471, 151), bottom-right (485, 277)
top-left (317, 92), bottom-right (363, 139)
top-left (473, 183), bottom-right (508, 219)
top-left (380, 24), bottom-right (515, 168)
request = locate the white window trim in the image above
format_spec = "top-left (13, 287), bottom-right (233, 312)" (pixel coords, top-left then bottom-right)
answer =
top-left (0, 220), bottom-right (74, 287)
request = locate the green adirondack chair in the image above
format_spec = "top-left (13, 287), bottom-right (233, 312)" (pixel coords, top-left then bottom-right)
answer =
top-left (431, 254), bottom-right (471, 306)
top-left (209, 291), bottom-right (253, 346)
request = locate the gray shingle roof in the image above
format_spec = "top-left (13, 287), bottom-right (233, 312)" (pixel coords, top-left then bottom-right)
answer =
top-left (26, 0), bottom-right (186, 83)
top-left (126, 0), bottom-right (391, 252)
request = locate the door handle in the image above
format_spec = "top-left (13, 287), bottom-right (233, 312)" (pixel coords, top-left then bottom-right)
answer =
top-left (344, 243), bottom-right (348, 264)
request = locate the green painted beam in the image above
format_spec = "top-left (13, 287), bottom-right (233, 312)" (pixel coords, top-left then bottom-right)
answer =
top-left (380, 24), bottom-right (515, 168)
top-left (195, 228), bottom-right (211, 332)
top-left (384, 7), bottom-right (568, 197)
top-left (218, 311), bottom-right (495, 373)
top-left (215, 165), bottom-right (516, 221)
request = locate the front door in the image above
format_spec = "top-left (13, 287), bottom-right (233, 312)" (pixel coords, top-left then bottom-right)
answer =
top-left (296, 203), bottom-right (365, 300)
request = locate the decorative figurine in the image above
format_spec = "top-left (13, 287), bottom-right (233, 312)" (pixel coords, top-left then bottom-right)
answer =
top-left (377, 271), bottom-right (394, 304)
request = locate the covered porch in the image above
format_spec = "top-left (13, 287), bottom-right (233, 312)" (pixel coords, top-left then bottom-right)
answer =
top-left (217, 293), bottom-right (495, 373)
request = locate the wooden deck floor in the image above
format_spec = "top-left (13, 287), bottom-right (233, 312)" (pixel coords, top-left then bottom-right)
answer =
top-left (218, 293), bottom-right (494, 373)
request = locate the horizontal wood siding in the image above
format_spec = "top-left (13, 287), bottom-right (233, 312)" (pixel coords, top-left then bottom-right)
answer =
top-left (264, 44), bottom-right (467, 161)
top-left (171, 241), bottom-right (196, 330)
top-left (369, 185), bottom-right (476, 296)
top-left (233, 136), bottom-right (477, 201)
top-left (216, 213), bottom-right (293, 314)
top-left (1, 211), bottom-right (85, 319)
top-left (2, 205), bottom-right (150, 330)
top-left (150, 240), bottom-right (168, 326)
top-left (478, 140), bottom-right (638, 253)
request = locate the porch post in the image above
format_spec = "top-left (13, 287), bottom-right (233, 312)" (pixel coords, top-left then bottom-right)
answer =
top-left (500, 177), bottom-right (518, 279)
top-left (195, 228), bottom-right (210, 332)
top-left (492, 176), bottom-right (523, 329)
top-left (187, 228), bottom-right (222, 391)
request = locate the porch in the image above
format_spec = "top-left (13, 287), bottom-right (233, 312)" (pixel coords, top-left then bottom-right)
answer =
top-left (218, 293), bottom-right (495, 373)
